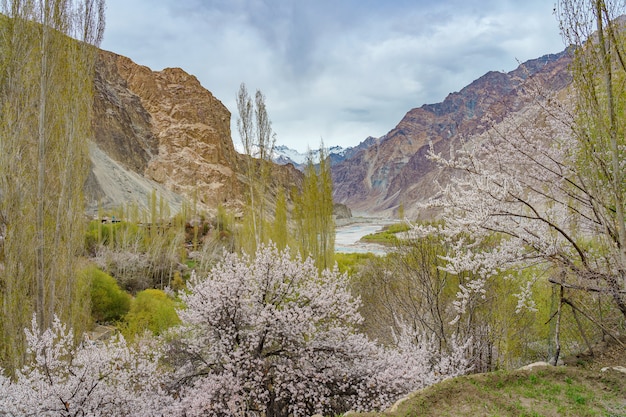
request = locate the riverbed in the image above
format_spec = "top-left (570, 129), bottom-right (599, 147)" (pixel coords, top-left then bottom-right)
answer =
top-left (334, 218), bottom-right (395, 255)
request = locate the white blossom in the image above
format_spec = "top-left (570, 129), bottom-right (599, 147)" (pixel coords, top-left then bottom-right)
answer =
top-left (166, 244), bottom-right (471, 416)
top-left (0, 316), bottom-right (170, 417)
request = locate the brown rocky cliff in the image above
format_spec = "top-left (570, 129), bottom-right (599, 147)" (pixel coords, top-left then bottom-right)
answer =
top-left (91, 50), bottom-right (241, 213)
top-left (113, 52), bottom-right (240, 207)
top-left (332, 49), bottom-right (572, 217)
top-left (92, 52), bottom-right (158, 174)
top-left (90, 50), bottom-right (301, 216)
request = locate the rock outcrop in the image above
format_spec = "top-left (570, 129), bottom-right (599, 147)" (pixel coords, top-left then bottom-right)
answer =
top-left (332, 50), bottom-right (573, 218)
top-left (88, 50), bottom-right (301, 216)
top-left (89, 50), bottom-right (240, 214)
top-left (333, 203), bottom-right (353, 220)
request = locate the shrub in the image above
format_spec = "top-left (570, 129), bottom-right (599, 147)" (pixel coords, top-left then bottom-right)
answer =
top-left (88, 266), bottom-right (131, 323)
top-left (122, 289), bottom-right (180, 340)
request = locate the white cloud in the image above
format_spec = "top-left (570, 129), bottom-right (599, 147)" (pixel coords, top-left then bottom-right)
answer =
top-left (101, 0), bottom-right (565, 152)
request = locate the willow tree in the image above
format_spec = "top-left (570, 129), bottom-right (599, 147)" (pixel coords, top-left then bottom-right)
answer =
top-left (0, 0), bottom-right (105, 371)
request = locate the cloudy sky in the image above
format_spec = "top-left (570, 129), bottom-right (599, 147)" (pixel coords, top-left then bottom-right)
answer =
top-left (101, 0), bottom-right (565, 152)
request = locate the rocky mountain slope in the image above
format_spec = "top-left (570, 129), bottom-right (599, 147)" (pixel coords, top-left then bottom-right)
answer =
top-left (332, 50), bottom-right (573, 218)
top-left (87, 50), bottom-right (301, 216)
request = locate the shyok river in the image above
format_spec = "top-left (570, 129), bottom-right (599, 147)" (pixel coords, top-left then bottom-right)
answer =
top-left (334, 218), bottom-right (396, 255)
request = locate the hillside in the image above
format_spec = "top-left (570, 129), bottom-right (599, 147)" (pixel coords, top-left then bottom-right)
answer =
top-left (357, 340), bottom-right (626, 417)
top-left (332, 50), bottom-right (572, 218)
top-left (360, 365), bottom-right (625, 417)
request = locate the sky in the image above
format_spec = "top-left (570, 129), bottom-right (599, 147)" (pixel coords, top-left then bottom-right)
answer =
top-left (101, 0), bottom-right (566, 152)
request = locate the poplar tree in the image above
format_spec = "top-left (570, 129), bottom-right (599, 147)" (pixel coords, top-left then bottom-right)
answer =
top-left (270, 187), bottom-right (288, 250)
top-left (294, 145), bottom-right (335, 270)
top-left (0, 0), bottom-right (105, 371)
top-left (236, 83), bottom-right (276, 254)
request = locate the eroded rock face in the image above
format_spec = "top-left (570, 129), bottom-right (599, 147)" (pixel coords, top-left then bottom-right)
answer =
top-left (332, 50), bottom-right (572, 218)
top-left (89, 50), bottom-right (302, 217)
top-left (90, 50), bottom-right (242, 213)
top-left (92, 52), bottom-right (158, 174)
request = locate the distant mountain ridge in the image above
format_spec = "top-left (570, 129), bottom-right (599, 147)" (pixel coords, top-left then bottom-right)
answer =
top-left (331, 49), bottom-right (573, 218)
top-left (272, 137), bottom-right (379, 171)
top-left (272, 145), bottom-right (347, 169)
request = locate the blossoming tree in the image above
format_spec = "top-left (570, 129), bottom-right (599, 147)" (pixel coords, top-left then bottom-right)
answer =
top-left (166, 244), bottom-right (471, 417)
top-left (416, 0), bottom-right (626, 363)
top-left (0, 245), bottom-right (473, 416)
top-left (0, 316), bottom-right (170, 417)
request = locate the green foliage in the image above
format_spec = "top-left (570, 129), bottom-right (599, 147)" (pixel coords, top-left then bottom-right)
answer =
top-left (70, 263), bottom-right (94, 338)
top-left (170, 271), bottom-right (186, 292)
top-left (0, 2), bottom-right (104, 372)
top-left (270, 187), bottom-right (289, 250)
top-left (215, 203), bottom-right (234, 237)
top-left (87, 266), bottom-right (131, 324)
top-left (360, 222), bottom-right (411, 245)
top-left (353, 235), bottom-right (456, 346)
top-left (359, 223), bottom-right (615, 370)
top-left (334, 252), bottom-right (378, 276)
top-left (85, 220), bottom-right (142, 252)
top-left (355, 366), bottom-right (626, 417)
top-left (293, 144), bottom-right (335, 270)
top-left (121, 289), bottom-right (180, 341)
top-left (237, 210), bottom-right (260, 256)
top-left (86, 196), bottom-right (194, 292)
top-left (352, 229), bottom-right (568, 370)
top-left (87, 192), bottom-right (242, 295)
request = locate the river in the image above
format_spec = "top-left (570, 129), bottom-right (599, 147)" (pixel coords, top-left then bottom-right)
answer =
top-left (334, 218), bottom-right (395, 255)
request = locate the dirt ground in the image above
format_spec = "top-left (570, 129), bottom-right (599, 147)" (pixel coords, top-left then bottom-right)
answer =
top-left (562, 334), bottom-right (626, 371)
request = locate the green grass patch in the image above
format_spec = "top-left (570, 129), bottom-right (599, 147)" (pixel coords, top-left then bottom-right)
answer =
top-left (360, 222), bottom-right (411, 245)
top-left (334, 252), bottom-right (379, 275)
top-left (356, 365), bottom-right (626, 417)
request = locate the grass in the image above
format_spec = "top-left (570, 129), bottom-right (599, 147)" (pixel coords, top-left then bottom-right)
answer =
top-left (360, 223), bottom-right (411, 245)
top-left (334, 252), bottom-right (379, 275)
top-left (356, 365), bottom-right (626, 417)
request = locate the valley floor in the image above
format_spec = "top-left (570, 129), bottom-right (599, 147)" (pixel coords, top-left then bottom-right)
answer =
top-left (335, 217), bottom-right (396, 254)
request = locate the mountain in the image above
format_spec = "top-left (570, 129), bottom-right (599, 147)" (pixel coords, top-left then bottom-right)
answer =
top-left (273, 137), bottom-right (380, 171)
top-left (272, 144), bottom-right (347, 170)
top-left (331, 50), bottom-right (573, 218)
top-left (87, 50), bottom-right (302, 216)
top-left (88, 46), bottom-right (572, 221)
top-left (273, 145), bottom-right (308, 166)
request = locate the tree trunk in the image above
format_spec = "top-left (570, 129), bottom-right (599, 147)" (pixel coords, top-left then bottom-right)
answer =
top-left (36, 0), bottom-right (51, 330)
top-left (552, 285), bottom-right (564, 366)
